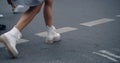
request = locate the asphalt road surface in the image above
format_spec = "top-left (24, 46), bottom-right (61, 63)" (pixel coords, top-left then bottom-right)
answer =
top-left (0, 0), bottom-right (120, 63)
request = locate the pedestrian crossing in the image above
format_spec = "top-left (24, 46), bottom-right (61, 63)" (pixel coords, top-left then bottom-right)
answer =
top-left (0, 16), bottom-right (117, 48)
top-left (80, 18), bottom-right (115, 27)
top-left (93, 49), bottom-right (120, 62)
top-left (0, 0), bottom-right (120, 63)
top-left (116, 15), bottom-right (120, 17)
top-left (0, 15), bottom-right (119, 63)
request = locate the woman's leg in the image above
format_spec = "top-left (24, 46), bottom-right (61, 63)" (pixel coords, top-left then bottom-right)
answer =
top-left (44, 0), bottom-right (61, 44)
top-left (15, 4), bottom-right (43, 31)
top-left (0, 4), bottom-right (43, 57)
top-left (44, 0), bottom-right (53, 27)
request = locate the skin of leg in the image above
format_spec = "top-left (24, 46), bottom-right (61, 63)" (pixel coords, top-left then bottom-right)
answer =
top-left (44, 0), bottom-right (53, 27)
top-left (15, 4), bottom-right (43, 31)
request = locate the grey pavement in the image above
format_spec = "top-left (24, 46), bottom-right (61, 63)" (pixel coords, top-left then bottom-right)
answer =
top-left (0, 0), bottom-right (120, 63)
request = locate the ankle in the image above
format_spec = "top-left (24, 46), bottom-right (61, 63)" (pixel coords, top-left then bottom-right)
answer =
top-left (47, 25), bottom-right (55, 30)
top-left (6, 27), bottom-right (22, 40)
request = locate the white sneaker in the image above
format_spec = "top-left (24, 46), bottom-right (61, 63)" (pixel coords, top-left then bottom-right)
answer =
top-left (13, 5), bottom-right (24, 13)
top-left (0, 27), bottom-right (21, 57)
top-left (0, 14), bottom-right (4, 18)
top-left (0, 34), bottom-right (18, 57)
top-left (45, 26), bottom-right (61, 44)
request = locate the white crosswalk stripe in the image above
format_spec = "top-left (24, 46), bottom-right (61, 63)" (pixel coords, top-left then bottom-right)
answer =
top-left (93, 49), bottom-right (120, 62)
top-left (116, 15), bottom-right (120, 17)
top-left (99, 50), bottom-right (120, 59)
top-left (93, 52), bottom-right (118, 62)
top-left (80, 18), bottom-right (115, 27)
top-left (35, 27), bottom-right (78, 37)
top-left (0, 39), bottom-right (29, 48)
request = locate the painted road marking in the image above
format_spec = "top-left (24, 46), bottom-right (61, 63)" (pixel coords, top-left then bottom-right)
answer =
top-left (0, 39), bottom-right (29, 48)
top-left (99, 50), bottom-right (120, 59)
top-left (35, 27), bottom-right (78, 37)
top-left (93, 52), bottom-right (118, 62)
top-left (116, 15), bottom-right (120, 17)
top-left (80, 18), bottom-right (115, 27)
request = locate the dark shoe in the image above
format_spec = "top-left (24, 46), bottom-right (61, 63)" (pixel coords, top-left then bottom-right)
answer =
top-left (0, 24), bottom-right (6, 30)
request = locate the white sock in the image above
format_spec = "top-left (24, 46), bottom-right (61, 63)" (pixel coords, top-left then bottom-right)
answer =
top-left (47, 25), bottom-right (56, 30)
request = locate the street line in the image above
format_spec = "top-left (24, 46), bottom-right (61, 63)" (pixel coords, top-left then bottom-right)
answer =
top-left (93, 52), bottom-right (118, 62)
top-left (116, 15), bottom-right (120, 17)
top-left (35, 27), bottom-right (78, 37)
top-left (80, 18), bottom-right (115, 27)
top-left (99, 50), bottom-right (120, 59)
top-left (0, 39), bottom-right (29, 48)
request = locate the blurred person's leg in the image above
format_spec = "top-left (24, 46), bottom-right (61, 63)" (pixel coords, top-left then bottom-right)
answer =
top-left (7, 0), bottom-right (16, 9)
top-left (7, 0), bottom-right (24, 13)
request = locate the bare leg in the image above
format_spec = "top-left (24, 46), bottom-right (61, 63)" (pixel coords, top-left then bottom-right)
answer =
top-left (44, 0), bottom-right (53, 27)
top-left (0, 2), bottom-right (44, 58)
top-left (43, 0), bottom-right (61, 44)
top-left (7, 0), bottom-right (16, 9)
top-left (15, 4), bottom-right (43, 31)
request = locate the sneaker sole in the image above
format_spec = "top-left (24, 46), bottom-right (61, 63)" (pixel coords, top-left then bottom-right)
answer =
top-left (45, 36), bottom-right (61, 44)
top-left (0, 35), bottom-right (18, 58)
